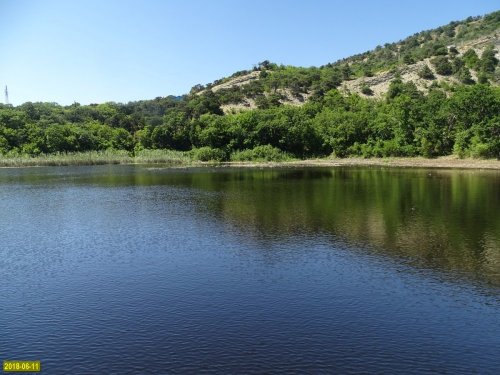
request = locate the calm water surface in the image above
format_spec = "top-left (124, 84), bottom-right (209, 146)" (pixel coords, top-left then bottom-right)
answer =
top-left (1, 165), bottom-right (499, 374)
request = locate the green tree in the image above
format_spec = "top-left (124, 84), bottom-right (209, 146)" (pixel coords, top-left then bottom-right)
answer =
top-left (462, 49), bottom-right (480, 70)
top-left (361, 84), bottom-right (374, 96)
top-left (457, 66), bottom-right (474, 84)
top-left (418, 65), bottom-right (435, 79)
top-left (480, 46), bottom-right (499, 74)
top-left (431, 56), bottom-right (453, 75)
top-left (341, 64), bottom-right (352, 80)
top-left (186, 91), bottom-right (223, 119)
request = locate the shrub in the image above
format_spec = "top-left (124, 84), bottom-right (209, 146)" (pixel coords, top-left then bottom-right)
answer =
top-left (463, 49), bottom-right (480, 70)
top-left (230, 145), bottom-right (290, 162)
top-left (480, 46), bottom-right (499, 73)
top-left (448, 46), bottom-right (459, 57)
top-left (431, 43), bottom-right (448, 56)
top-left (363, 68), bottom-right (374, 77)
top-left (453, 130), bottom-right (471, 158)
top-left (361, 84), bottom-right (374, 96)
top-left (191, 147), bottom-right (227, 162)
top-left (457, 67), bottom-right (474, 84)
top-left (431, 56), bottom-right (453, 75)
top-left (403, 53), bottom-right (415, 65)
top-left (470, 142), bottom-right (492, 158)
top-left (477, 73), bottom-right (489, 84)
top-left (418, 65), bottom-right (435, 79)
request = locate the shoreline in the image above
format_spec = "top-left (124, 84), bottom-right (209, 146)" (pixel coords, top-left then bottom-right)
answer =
top-left (1, 154), bottom-right (500, 170)
top-left (218, 156), bottom-right (500, 170)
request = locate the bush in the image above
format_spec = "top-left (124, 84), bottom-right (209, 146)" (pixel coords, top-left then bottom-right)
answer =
top-left (363, 68), bottom-right (374, 77)
top-left (431, 56), bottom-right (453, 75)
top-left (403, 53), bottom-right (415, 65)
top-left (470, 142), bottom-right (492, 158)
top-left (480, 46), bottom-right (499, 74)
top-left (361, 84), bottom-right (374, 96)
top-left (453, 130), bottom-right (471, 158)
top-left (191, 147), bottom-right (227, 162)
top-left (230, 145), bottom-right (291, 162)
top-left (477, 73), bottom-right (489, 84)
top-left (255, 94), bottom-right (283, 109)
top-left (418, 65), bottom-right (435, 79)
top-left (463, 49), bottom-right (480, 70)
top-left (448, 46), bottom-right (459, 57)
top-left (457, 67), bottom-right (474, 84)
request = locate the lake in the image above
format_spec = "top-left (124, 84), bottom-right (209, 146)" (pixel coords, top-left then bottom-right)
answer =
top-left (1, 165), bottom-right (499, 374)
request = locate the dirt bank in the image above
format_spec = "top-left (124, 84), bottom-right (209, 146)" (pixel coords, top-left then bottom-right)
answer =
top-left (219, 156), bottom-right (500, 170)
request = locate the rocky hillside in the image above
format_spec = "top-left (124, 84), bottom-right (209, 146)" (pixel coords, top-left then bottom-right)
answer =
top-left (341, 33), bottom-right (500, 98)
top-left (192, 11), bottom-right (499, 112)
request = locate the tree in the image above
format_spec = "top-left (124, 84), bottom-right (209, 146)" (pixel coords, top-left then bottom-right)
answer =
top-left (457, 67), bottom-right (474, 84)
top-left (189, 84), bottom-right (205, 94)
top-left (313, 69), bottom-right (342, 96)
top-left (448, 85), bottom-right (500, 132)
top-left (186, 91), bottom-right (223, 118)
top-left (257, 60), bottom-right (272, 70)
top-left (341, 64), bottom-right (352, 80)
top-left (477, 72), bottom-right (489, 84)
top-left (418, 65), bottom-right (435, 79)
top-left (448, 46), bottom-right (459, 57)
top-left (452, 57), bottom-right (465, 74)
top-left (430, 42), bottom-right (448, 56)
top-left (361, 84), bottom-right (374, 96)
top-left (403, 53), bottom-right (415, 65)
top-left (463, 49), bottom-right (480, 70)
top-left (363, 66), bottom-right (374, 77)
top-left (480, 46), bottom-right (499, 74)
top-left (431, 56), bottom-right (453, 75)
top-left (386, 78), bottom-right (421, 100)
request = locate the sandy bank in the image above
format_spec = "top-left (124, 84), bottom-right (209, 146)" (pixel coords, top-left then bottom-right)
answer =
top-left (218, 156), bottom-right (500, 170)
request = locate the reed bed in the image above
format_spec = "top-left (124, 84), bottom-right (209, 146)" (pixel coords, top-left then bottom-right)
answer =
top-left (0, 149), bottom-right (193, 167)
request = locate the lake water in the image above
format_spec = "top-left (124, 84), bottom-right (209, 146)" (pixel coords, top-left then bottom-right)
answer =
top-left (1, 165), bottom-right (499, 374)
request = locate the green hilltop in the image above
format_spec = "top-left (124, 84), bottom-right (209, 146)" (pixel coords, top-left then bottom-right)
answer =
top-left (0, 10), bottom-right (499, 162)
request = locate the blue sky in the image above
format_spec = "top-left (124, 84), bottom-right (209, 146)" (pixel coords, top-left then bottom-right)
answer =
top-left (0, 0), bottom-right (498, 105)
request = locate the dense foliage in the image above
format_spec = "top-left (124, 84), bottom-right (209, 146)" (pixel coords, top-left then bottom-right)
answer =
top-left (1, 11), bottom-right (499, 161)
top-left (1, 82), bottom-right (498, 160)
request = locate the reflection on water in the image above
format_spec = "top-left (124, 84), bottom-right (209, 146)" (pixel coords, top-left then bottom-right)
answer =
top-left (0, 165), bottom-right (499, 374)
top-left (16, 165), bottom-right (495, 286)
top-left (2, 165), bottom-right (499, 285)
top-left (206, 168), bottom-right (500, 287)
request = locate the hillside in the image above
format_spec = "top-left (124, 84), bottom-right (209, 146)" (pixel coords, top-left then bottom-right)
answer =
top-left (196, 11), bottom-right (499, 112)
top-left (0, 11), bottom-right (499, 162)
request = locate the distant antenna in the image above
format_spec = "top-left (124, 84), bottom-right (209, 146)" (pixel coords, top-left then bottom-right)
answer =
top-left (4, 86), bottom-right (8, 105)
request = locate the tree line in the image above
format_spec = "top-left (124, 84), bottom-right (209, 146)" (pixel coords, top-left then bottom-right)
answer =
top-left (0, 82), bottom-right (498, 160)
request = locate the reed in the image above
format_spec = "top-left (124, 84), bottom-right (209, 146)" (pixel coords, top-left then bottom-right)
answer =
top-left (0, 149), bottom-right (194, 167)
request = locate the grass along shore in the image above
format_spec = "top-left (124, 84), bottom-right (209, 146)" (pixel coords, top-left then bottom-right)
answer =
top-left (0, 149), bottom-right (193, 167)
top-left (1, 150), bottom-right (500, 170)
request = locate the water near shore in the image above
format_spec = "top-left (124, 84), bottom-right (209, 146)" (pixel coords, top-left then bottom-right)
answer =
top-left (1, 165), bottom-right (499, 374)
top-left (1, 151), bottom-right (500, 170)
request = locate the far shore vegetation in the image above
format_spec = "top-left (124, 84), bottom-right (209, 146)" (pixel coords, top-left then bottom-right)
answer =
top-left (2, 149), bottom-right (500, 170)
top-left (1, 82), bottom-right (499, 166)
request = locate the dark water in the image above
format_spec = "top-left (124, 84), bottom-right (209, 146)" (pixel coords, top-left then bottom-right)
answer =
top-left (1, 165), bottom-right (499, 374)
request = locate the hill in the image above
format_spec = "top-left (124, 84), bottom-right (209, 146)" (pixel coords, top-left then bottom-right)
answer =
top-left (197, 11), bottom-right (499, 112)
top-left (0, 11), bottom-right (499, 162)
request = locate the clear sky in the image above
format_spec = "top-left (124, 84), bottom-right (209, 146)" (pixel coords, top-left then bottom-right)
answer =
top-left (0, 0), bottom-right (498, 105)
